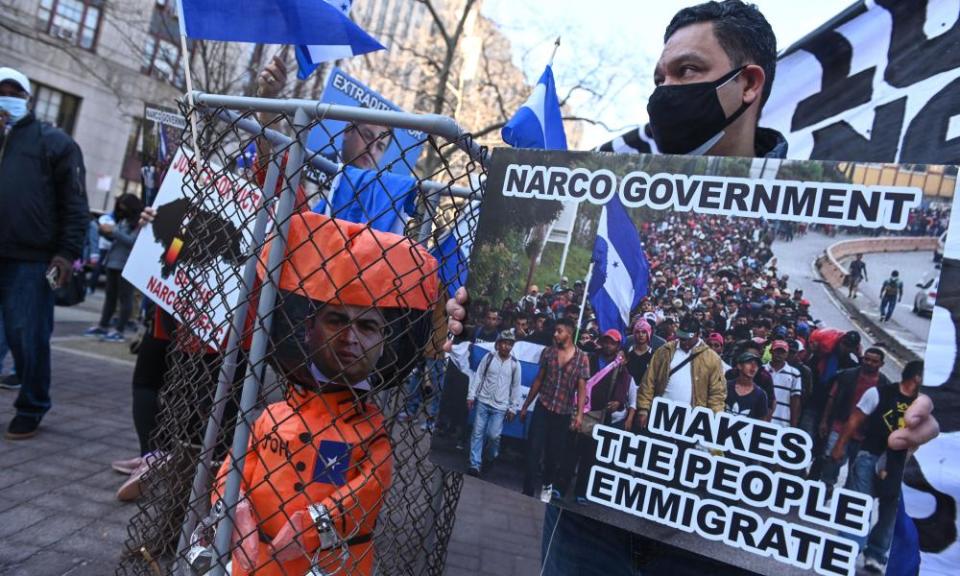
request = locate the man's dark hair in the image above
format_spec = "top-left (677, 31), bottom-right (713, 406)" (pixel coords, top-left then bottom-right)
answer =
top-left (902, 360), bottom-right (924, 382)
top-left (665, 0), bottom-right (778, 106)
top-left (864, 347), bottom-right (886, 361)
top-left (555, 317), bottom-right (577, 334)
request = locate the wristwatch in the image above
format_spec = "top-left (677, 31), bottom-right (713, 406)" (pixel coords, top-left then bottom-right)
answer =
top-left (307, 503), bottom-right (340, 551)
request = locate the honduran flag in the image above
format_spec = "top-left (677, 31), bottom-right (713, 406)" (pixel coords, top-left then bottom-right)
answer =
top-left (448, 340), bottom-right (545, 439)
top-left (501, 65), bottom-right (567, 150)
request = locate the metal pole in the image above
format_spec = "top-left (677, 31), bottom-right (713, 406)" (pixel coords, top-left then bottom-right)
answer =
top-left (205, 107), bottom-right (482, 200)
top-left (558, 203), bottom-right (578, 277)
top-left (208, 107), bottom-right (310, 576)
top-left (190, 91), bottom-right (487, 166)
top-left (416, 188), bottom-right (442, 245)
top-left (574, 261), bottom-right (594, 340)
top-left (173, 158), bottom-right (285, 573)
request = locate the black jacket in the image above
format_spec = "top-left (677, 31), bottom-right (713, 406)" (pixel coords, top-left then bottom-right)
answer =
top-left (826, 367), bottom-right (892, 426)
top-left (0, 113), bottom-right (89, 262)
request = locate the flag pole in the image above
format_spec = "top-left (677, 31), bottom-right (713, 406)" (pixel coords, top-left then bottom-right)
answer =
top-left (175, 0), bottom-right (201, 155)
top-left (548, 36), bottom-right (561, 67)
top-left (574, 261), bottom-right (594, 340)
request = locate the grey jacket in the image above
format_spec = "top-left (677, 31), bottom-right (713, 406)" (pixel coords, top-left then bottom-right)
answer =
top-left (103, 220), bottom-right (138, 270)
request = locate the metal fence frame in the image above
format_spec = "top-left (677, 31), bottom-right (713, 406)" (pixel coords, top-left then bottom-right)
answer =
top-left (131, 92), bottom-right (488, 576)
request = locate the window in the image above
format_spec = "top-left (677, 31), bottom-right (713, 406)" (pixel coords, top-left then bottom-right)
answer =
top-left (37, 0), bottom-right (104, 51)
top-left (32, 83), bottom-right (82, 135)
top-left (120, 118), bottom-right (145, 194)
top-left (142, 2), bottom-right (190, 88)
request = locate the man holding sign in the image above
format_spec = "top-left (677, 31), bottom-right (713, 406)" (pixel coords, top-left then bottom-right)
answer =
top-left (445, 1), bottom-right (941, 574)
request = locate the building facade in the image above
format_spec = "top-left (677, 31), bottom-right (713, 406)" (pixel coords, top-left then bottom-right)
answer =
top-left (1, 0), bottom-right (571, 210)
top-left (1, 0), bottom-right (230, 209)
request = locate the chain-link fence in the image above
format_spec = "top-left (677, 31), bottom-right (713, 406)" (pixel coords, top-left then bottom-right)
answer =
top-left (116, 93), bottom-right (487, 576)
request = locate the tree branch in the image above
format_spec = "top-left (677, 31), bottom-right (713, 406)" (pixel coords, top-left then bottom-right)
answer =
top-left (417, 0), bottom-right (450, 48)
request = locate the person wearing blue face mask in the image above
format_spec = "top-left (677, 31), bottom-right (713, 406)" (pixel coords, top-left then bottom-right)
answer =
top-left (0, 66), bottom-right (89, 440)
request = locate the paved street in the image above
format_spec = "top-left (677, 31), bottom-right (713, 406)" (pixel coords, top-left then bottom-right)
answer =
top-left (0, 295), bottom-right (541, 576)
top-left (0, 297), bottom-right (139, 576)
top-left (775, 231), bottom-right (922, 375)
top-left (840, 250), bottom-right (935, 346)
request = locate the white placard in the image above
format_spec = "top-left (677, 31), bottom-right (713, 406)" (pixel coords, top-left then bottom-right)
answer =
top-left (122, 146), bottom-right (264, 347)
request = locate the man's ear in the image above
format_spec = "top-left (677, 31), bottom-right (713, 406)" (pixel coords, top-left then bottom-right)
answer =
top-left (740, 64), bottom-right (766, 106)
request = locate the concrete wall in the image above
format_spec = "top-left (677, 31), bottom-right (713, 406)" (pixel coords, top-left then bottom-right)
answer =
top-left (816, 237), bottom-right (940, 288)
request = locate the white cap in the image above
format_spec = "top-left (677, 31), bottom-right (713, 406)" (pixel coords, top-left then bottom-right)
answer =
top-left (0, 67), bottom-right (31, 96)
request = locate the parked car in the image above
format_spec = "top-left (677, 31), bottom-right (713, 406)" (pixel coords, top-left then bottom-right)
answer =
top-left (913, 274), bottom-right (939, 316)
top-left (934, 231), bottom-right (946, 262)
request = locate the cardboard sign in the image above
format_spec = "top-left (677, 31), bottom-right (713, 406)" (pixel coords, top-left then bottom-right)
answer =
top-left (309, 67), bottom-right (425, 175)
top-left (430, 148), bottom-right (955, 576)
top-left (122, 146), bottom-right (262, 347)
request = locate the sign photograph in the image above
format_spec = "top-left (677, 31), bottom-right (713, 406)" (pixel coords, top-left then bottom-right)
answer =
top-left (430, 147), bottom-right (955, 576)
top-left (122, 146), bottom-right (263, 347)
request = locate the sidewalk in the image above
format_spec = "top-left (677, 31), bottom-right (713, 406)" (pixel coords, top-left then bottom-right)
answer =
top-left (0, 301), bottom-right (542, 575)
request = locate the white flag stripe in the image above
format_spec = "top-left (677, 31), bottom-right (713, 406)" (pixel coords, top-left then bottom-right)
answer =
top-left (597, 206), bottom-right (636, 324)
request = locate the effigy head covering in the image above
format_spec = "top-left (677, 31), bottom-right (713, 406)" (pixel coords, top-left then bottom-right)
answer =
top-left (265, 212), bottom-right (440, 390)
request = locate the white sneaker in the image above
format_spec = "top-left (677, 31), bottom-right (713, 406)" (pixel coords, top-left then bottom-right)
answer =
top-left (540, 484), bottom-right (553, 503)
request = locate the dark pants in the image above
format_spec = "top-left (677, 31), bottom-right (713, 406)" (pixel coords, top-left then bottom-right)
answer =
top-left (88, 248), bottom-right (108, 293)
top-left (524, 407), bottom-right (572, 495)
top-left (99, 269), bottom-right (134, 333)
top-left (572, 434), bottom-right (598, 498)
top-left (130, 328), bottom-right (243, 459)
top-left (542, 506), bottom-right (756, 575)
top-left (132, 330), bottom-right (170, 455)
top-left (881, 295), bottom-right (897, 321)
top-left (0, 259), bottom-right (55, 419)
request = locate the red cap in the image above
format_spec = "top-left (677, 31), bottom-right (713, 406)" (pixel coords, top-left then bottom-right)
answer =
top-left (707, 332), bottom-right (724, 346)
top-left (800, 299), bottom-right (811, 307)
top-left (771, 339), bottom-right (789, 352)
top-left (601, 328), bottom-right (623, 343)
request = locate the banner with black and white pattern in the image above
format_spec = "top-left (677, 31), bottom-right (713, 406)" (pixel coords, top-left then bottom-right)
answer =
top-left (599, 1), bottom-right (960, 573)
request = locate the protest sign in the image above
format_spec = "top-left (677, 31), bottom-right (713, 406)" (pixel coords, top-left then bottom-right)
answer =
top-left (310, 67), bottom-right (425, 175)
top-left (143, 104), bottom-right (184, 171)
top-left (430, 147), bottom-right (955, 576)
top-left (122, 146), bottom-right (262, 347)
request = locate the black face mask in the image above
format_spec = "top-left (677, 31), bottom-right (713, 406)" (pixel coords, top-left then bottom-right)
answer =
top-left (647, 66), bottom-right (750, 155)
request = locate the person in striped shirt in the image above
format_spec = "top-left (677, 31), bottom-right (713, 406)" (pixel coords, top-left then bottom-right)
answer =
top-left (764, 340), bottom-right (802, 428)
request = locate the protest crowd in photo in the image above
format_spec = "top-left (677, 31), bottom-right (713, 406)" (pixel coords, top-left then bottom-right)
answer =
top-left (434, 206), bottom-right (938, 537)
top-left (1, 1), bottom-right (958, 576)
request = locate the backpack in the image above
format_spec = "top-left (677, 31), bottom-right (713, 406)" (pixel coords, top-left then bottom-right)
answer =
top-left (882, 278), bottom-right (900, 297)
top-left (475, 353), bottom-right (519, 400)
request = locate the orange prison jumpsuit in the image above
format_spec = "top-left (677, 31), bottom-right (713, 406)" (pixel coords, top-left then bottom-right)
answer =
top-left (214, 388), bottom-right (392, 576)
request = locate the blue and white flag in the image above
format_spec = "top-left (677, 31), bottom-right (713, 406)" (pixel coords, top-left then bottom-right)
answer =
top-left (431, 214), bottom-right (475, 298)
top-left (295, 0), bottom-right (385, 80)
top-left (587, 199), bottom-right (649, 334)
top-left (180, 0), bottom-right (385, 53)
top-left (313, 165), bottom-right (418, 235)
top-left (236, 141), bottom-right (256, 168)
top-left (157, 124), bottom-right (169, 162)
top-left (448, 340), bottom-right (545, 439)
top-left (501, 65), bottom-right (567, 150)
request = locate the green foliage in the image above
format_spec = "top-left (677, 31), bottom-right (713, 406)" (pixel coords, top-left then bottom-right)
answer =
top-left (468, 229), bottom-right (528, 305)
top-left (473, 186), bottom-right (564, 241)
top-left (532, 243), bottom-right (593, 291)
